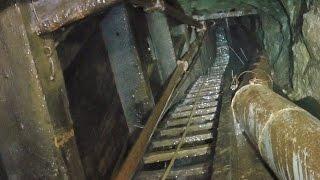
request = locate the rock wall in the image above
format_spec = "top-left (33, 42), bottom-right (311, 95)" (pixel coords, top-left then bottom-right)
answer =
top-left (178, 0), bottom-right (320, 117)
top-left (290, 4), bottom-right (320, 101)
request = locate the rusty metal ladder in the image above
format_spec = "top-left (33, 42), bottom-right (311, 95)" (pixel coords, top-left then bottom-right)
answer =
top-left (135, 27), bottom-right (230, 179)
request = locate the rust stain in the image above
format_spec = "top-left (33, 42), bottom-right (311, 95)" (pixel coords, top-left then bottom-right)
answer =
top-left (54, 129), bottom-right (75, 148)
top-left (232, 54), bottom-right (320, 179)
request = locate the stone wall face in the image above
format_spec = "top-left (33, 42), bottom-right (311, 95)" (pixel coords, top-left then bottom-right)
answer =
top-left (290, 6), bottom-right (320, 103)
top-left (177, 0), bottom-right (320, 115)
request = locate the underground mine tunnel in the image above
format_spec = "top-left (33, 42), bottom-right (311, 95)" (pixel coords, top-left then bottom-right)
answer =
top-left (1, 0), bottom-right (320, 179)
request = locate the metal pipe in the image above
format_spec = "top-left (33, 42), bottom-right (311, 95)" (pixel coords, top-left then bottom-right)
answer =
top-left (231, 55), bottom-right (320, 179)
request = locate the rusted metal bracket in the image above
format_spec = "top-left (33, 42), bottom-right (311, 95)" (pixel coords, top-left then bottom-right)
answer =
top-left (112, 34), bottom-right (204, 180)
top-left (231, 55), bottom-right (320, 179)
top-left (193, 8), bottom-right (258, 21)
top-left (131, 0), bottom-right (203, 29)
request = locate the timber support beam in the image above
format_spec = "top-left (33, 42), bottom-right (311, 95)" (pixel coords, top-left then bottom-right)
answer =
top-left (131, 0), bottom-right (204, 29)
top-left (0, 2), bottom-right (85, 178)
top-left (146, 12), bottom-right (177, 84)
top-left (101, 4), bottom-right (155, 132)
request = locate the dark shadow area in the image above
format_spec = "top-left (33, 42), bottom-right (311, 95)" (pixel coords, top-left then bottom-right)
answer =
top-left (296, 96), bottom-right (320, 120)
top-left (0, 155), bottom-right (7, 180)
top-left (61, 22), bottom-right (128, 179)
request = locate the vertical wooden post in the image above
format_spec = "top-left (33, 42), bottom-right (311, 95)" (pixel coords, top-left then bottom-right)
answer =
top-left (146, 12), bottom-right (176, 84)
top-left (101, 4), bottom-right (155, 132)
top-left (0, 3), bottom-right (85, 179)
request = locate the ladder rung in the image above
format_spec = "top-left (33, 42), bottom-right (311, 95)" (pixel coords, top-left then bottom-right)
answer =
top-left (143, 144), bottom-right (212, 164)
top-left (159, 122), bottom-right (213, 137)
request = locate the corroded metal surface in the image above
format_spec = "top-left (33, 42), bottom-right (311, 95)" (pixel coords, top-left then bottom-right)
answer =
top-left (30, 0), bottom-right (120, 34)
top-left (232, 56), bottom-right (320, 179)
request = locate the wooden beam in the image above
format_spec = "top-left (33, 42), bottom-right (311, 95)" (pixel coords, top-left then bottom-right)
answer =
top-left (101, 4), bottom-right (155, 131)
top-left (30, 0), bottom-right (121, 34)
top-left (0, 3), bottom-right (84, 178)
top-left (143, 144), bottom-right (212, 164)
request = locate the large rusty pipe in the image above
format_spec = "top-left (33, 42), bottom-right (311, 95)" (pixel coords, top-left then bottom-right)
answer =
top-left (231, 55), bottom-right (320, 179)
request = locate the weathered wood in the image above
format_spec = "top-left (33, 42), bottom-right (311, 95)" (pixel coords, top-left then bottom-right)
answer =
top-left (147, 12), bottom-right (176, 84)
top-left (186, 90), bottom-right (219, 98)
top-left (166, 114), bottom-right (215, 127)
top-left (193, 8), bottom-right (258, 21)
top-left (114, 61), bottom-right (186, 180)
top-left (175, 101), bottom-right (218, 112)
top-left (113, 33), bottom-right (203, 180)
top-left (101, 4), bottom-right (155, 131)
top-left (0, 3), bottom-right (84, 179)
top-left (170, 106), bottom-right (216, 119)
top-left (159, 122), bottom-right (213, 137)
top-left (189, 86), bottom-right (221, 94)
top-left (30, 0), bottom-right (121, 34)
top-left (151, 132), bottom-right (213, 148)
top-left (183, 94), bottom-right (219, 105)
top-left (136, 163), bottom-right (211, 179)
top-left (143, 144), bottom-right (212, 164)
top-left (130, 0), bottom-right (203, 28)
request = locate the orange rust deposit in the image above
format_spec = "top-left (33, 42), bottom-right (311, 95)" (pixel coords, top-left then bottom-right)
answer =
top-left (232, 55), bottom-right (320, 179)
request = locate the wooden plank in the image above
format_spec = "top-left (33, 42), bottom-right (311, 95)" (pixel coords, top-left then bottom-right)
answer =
top-left (147, 12), bottom-right (176, 84)
top-left (193, 9), bottom-right (258, 21)
top-left (151, 132), bottom-right (213, 149)
top-left (170, 106), bottom-right (216, 119)
top-left (31, 0), bottom-right (121, 34)
top-left (0, 3), bottom-right (84, 178)
top-left (186, 90), bottom-right (219, 98)
top-left (166, 114), bottom-right (215, 127)
top-left (189, 86), bottom-right (221, 94)
top-left (183, 94), bottom-right (219, 104)
top-left (143, 144), bottom-right (212, 164)
top-left (136, 163), bottom-right (211, 179)
top-left (174, 101), bottom-right (218, 112)
top-left (159, 122), bottom-right (213, 137)
top-left (101, 4), bottom-right (155, 131)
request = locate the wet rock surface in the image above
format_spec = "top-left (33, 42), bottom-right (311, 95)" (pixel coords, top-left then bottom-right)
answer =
top-left (290, 4), bottom-right (320, 116)
top-left (177, 0), bottom-right (320, 117)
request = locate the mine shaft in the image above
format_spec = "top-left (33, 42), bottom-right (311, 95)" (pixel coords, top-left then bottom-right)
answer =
top-left (0, 0), bottom-right (320, 179)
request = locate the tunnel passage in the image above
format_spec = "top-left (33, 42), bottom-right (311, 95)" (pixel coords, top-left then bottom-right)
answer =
top-left (1, 0), bottom-right (320, 179)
